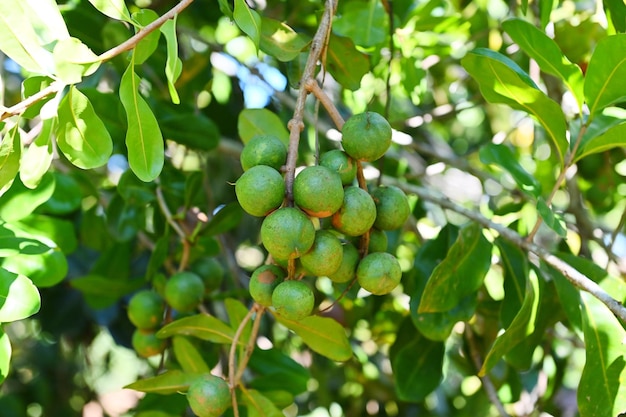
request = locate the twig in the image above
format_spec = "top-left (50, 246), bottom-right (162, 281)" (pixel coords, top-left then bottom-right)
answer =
top-left (304, 79), bottom-right (345, 129)
top-left (156, 185), bottom-right (187, 240)
top-left (235, 307), bottom-right (265, 381)
top-left (388, 178), bottom-right (626, 323)
top-left (228, 306), bottom-right (255, 417)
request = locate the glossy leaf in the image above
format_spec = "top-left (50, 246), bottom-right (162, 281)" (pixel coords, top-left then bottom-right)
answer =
top-left (418, 223), bottom-right (492, 313)
top-left (333, 0), bottom-right (387, 48)
top-left (479, 143), bottom-right (541, 198)
top-left (203, 203), bottom-right (244, 236)
top-left (0, 124), bottom-right (21, 193)
top-left (125, 370), bottom-right (201, 394)
top-left (0, 328), bottom-right (10, 383)
top-left (575, 122), bottom-right (626, 162)
top-left (172, 336), bottom-right (211, 374)
top-left (233, 0), bottom-right (261, 50)
top-left (462, 49), bottom-right (568, 165)
top-left (326, 34), bottom-right (370, 91)
top-left (584, 34), bottom-right (626, 119)
top-left (0, 174), bottom-right (55, 222)
top-left (88, 0), bottom-right (132, 23)
top-left (119, 63), bottom-right (165, 182)
top-left (247, 348), bottom-right (310, 396)
top-left (0, 268), bottom-right (41, 322)
top-left (133, 9), bottom-right (160, 66)
top-left (497, 238), bottom-right (529, 327)
top-left (480, 272), bottom-right (540, 375)
top-left (390, 318), bottom-right (444, 402)
top-left (260, 17), bottom-right (309, 62)
top-left (2, 249), bottom-right (68, 288)
top-left (157, 314), bottom-right (238, 344)
top-left (578, 292), bottom-right (626, 417)
top-left (242, 389), bottom-right (284, 417)
top-left (56, 86), bottom-right (113, 169)
top-left (238, 108), bottom-right (289, 145)
top-left (52, 37), bottom-right (100, 84)
top-left (160, 17), bottom-right (182, 104)
top-left (20, 118), bottom-right (54, 189)
top-left (275, 315), bottom-right (352, 362)
top-left (537, 197), bottom-right (567, 237)
top-left (503, 18), bottom-right (584, 109)
top-left (21, 76), bottom-right (54, 119)
top-left (0, 223), bottom-right (50, 256)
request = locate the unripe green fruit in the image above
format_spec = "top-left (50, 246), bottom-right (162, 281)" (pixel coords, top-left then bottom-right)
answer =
top-left (132, 329), bottom-right (167, 358)
top-left (261, 207), bottom-right (316, 260)
top-left (240, 134), bottom-right (287, 171)
top-left (190, 257), bottom-right (225, 294)
top-left (249, 264), bottom-right (286, 307)
top-left (272, 280), bottom-right (314, 321)
top-left (341, 112), bottom-right (392, 162)
top-left (368, 228), bottom-right (388, 253)
top-left (332, 186), bottom-right (377, 236)
top-left (300, 230), bottom-right (343, 277)
top-left (371, 185), bottom-right (410, 230)
top-left (127, 289), bottom-right (165, 330)
top-left (320, 150), bottom-right (357, 185)
top-left (235, 165), bottom-right (285, 217)
top-left (357, 252), bottom-right (402, 295)
top-left (164, 271), bottom-right (205, 312)
top-left (187, 374), bottom-right (231, 417)
top-left (293, 165), bottom-right (344, 218)
top-left (328, 242), bottom-right (359, 283)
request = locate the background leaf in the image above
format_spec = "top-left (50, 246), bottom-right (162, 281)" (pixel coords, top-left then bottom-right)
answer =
top-left (0, 124), bottom-right (21, 193)
top-left (238, 109), bottom-right (289, 145)
top-left (479, 143), bottom-right (541, 198)
top-left (242, 389), bottom-right (284, 417)
top-left (172, 336), bottom-right (211, 374)
top-left (0, 269), bottom-right (41, 322)
top-left (259, 17), bottom-right (309, 62)
top-left (333, 0), bottom-right (387, 48)
top-left (0, 328), bottom-right (10, 383)
top-left (125, 370), bottom-right (201, 394)
top-left (584, 34), bottom-right (626, 119)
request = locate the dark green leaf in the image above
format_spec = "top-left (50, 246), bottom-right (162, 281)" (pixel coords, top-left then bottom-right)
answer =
top-left (260, 17), bottom-right (309, 62)
top-left (536, 198), bottom-right (567, 237)
top-left (274, 315), bottom-right (352, 362)
top-left (418, 223), bottom-right (492, 313)
top-left (0, 124), bottom-right (21, 192)
top-left (326, 34), bottom-right (370, 91)
top-left (237, 109), bottom-right (289, 145)
top-left (225, 298), bottom-right (252, 345)
top-left (105, 194), bottom-right (144, 242)
top-left (503, 18), bottom-right (584, 109)
top-left (584, 34), bottom-right (626, 119)
top-left (157, 314), bottom-right (238, 344)
top-left (242, 389), bottom-right (284, 417)
top-left (333, 0), bottom-right (387, 48)
top-left (88, 0), bottom-right (132, 23)
top-left (160, 17), bottom-right (182, 104)
top-left (546, 263), bottom-right (582, 332)
top-left (462, 49), bottom-right (568, 165)
top-left (118, 170), bottom-right (156, 205)
top-left (20, 118), bottom-right (54, 189)
top-left (413, 293), bottom-right (476, 341)
top-left (119, 63), bottom-right (165, 182)
top-left (172, 336), bottom-right (211, 374)
top-left (603, 0), bottom-right (626, 32)
top-left (203, 203), bottom-right (244, 236)
top-left (125, 370), bottom-right (201, 394)
top-left (497, 238), bottom-right (528, 327)
top-left (233, 0), bottom-right (261, 49)
top-left (39, 172), bottom-right (83, 215)
top-left (578, 293), bottom-right (626, 417)
top-left (146, 233), bottom-right (169, 282)
top-left (56, 86), bottom-right (113, 169)
top-left (133, 9), bottom-right (160, 65)
top-left (0, 327), bottom-right (10, 383)
top-left (0, 173), bottom-right (55, 222)
top-left (159, 113), bottom-right (220, 151)
top-left (247, 348), bottom-right (310, 396)
top-left (575, 122), bottom-right (626, 162)
top-left (69, 275), bottom-right (144, 308)
top-left (0, 268), bottom-right (40, 322)
top-left (479, 143), bottom-right (541, 198)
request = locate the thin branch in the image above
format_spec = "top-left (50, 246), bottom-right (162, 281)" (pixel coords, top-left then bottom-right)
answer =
top-left (228, 306), bottom-right (256, 417)
top-left (156, 185), bottom-right (187, 240)
top-left (388, 178), bottom-right (626, 323)
top-left (235, 307), bottom-right (265, 382)
top-left (305, 79), bottom-right (345, 130)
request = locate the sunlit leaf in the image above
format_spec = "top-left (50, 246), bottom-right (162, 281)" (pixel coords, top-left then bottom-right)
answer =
top-left (2, 249), bottom-right (68, 288)
top-left (21, 76), bottom-right (55, 119)
top-left (242, 389), bottom-right (284, 417)
top-left (479, 143), bottom-right (541, 198)
top-left (0, 328), bottom-right (10, 383)
top-left (578, 292), bottom-right (626, 417)
top-left (0, 124), bottom-right (21, 193)
top-left (0, 268), bottom-right (41, 322)
top-left (172, 336), bottom-right (211, 374)
top-left (133, 9), bottom-right (160, 65)
top-left (260, 17), bottom-right (309, 62)
top-left (0, 223), bottom-right (50, 257)
top-left (503, 18), bottom-right (584, 109)
top-left (160, 17), bottom-right (182, 104)
top-left (125, 370), bottom-right (201, 394)
top-left (0, 173), bottom-right (55, 222)
top-left (462, 48), bottom-right (568, 165)
top-left (575, 122), bottom-right (626, 162)
top-left (238, 109), bottom-right (289, 145)
top-left (56, 86), bottom-right (113, 169)
top-left (233, 0), bottom-right (261, 50)
top-left (16, 212), bottom-right (77, 254)
top-left (157, 314), bottom-right (238, 344)
top-left (52, 37), bottom-right (100, 84)
top-left (333, 0), bottom-right (387, 48)
top-left (88, 0), bottom-right (132, 23)
top-left (418, 223), bottom-right (492, 313)
top-left (584, 34), bottom-right (626, 119)
top-left (119, 62), bottom-right (165, 182)
top-left (275, 315), bottom-right (352, 362)
top-left (20, 118), bottom-right (54, 189)
top-left (326, 34), bottom-right (370, 91)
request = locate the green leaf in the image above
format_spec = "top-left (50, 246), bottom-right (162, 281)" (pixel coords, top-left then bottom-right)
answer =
top-left (156, 314), bottom-right (237, 344)
top-left (418, 223), bottom-right (492, 313)
top-left (88, 0), bottom-right (132, 23)
top-left (225, 298), bottom-right (252, 345)
top-left (584, 34), bottom-right (626, 119)
top-left (326, 34), bottom-right (370, 91)
top-left (56, 86), bottom-right (113, 169)
top-left (39, 172), bottom-right (83, 215)
top-left (0, 327), bottom-right (10, 383)
top-left (242, 389), bottom-right (284, 417)
top-left (20, 118), bottom-right (54, 189)
top-left (536, 198), bottom-right (567, 237)
top-left (133, 9), bottom-right (161, 65)
top-left (203, 203), bottom-right (245, 236)
top-left (575, 122), bottom-right (626, 162)
top-left (69, 275), bottom-right (144, 309)
top-left (15, 212), bottom-right (77, 254)
top-left (172, 336), bottom-right (211, 374)
top-left (238, 109), bottom-right (289, 145)
top-left (21, 76), bottom-right (55, 119)
top-left (0, 124), bottom-right (21, 193)
top-left (557, 253), bottom-right (626, 300)
top-left (233, 0), bottom-right (261, 50)
top-left (160, 17), bottom-right (182, 104)
top-left (479, 143), bottom-right (541, 198)
top-left (496, 238), bottom-right (529, 327)
top-left (461, 49), bottom-right (568, 166)
top-left (119, 63), bottom-right (165, 182)
top-left (480, 272), bottom-right (540, 375)
top-left (540, 0), bottom-right (554, 29)
top-left (274, 315), bottom-right (352, 362)
top-left (21, 0), bottom-right (70, 44)
top-left (0, 223), bottom-right (50, 256)
top-left (333, 0), bottom-right (388, 48)
top-left (52, 37), bottom-right (100, 84)
top-left (0, 268), bottom-right (40, 322)
top-left (578, 293), bottom-right (626, 417)
top-left (146, 233), bottom-right (169, 282)
top-left (159, 113), bottom-right (220, 151)
top-left (125, 370), bottom-right (201, 394)
top-left (2, 249), bottom-right (68, 288)
top-left (0, 173), bottom-right (55, 222)
top-left (259, 17), bottom-right (309, 62)
top-left (547, 263), bottom-right (582, 332)
top-left (603, 0), bottom-right (626, 32)
top-left (502, 18), bottom-right (584, 110)
top-left (390, 318), bottom-right (444, 402)
top-left (413, 294), bottom-right (476, 341)
top-left (247, 348), bottom-right (310, 396)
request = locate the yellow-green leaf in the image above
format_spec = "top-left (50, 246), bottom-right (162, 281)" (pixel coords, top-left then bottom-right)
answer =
top-left (20, 118), bottom-right (54, 189)
top-left (88, 0), bottom-right (132, 23)
top-left (0, 124), bottom-right (21, 193)
top-left (160, 17), bottom-right (182, 104)
top-left (234, 0), bottom-right (261, 50)
top-left (157, 314), bottom-right (238, 344)
top-left (172, 336), bottom-right (211, 374)
top-left (125, 370), bottom-right (202, 394)
top-left (0, 268), bottom-right (41, 322)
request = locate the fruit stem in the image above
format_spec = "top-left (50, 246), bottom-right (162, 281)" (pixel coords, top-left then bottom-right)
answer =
top-left (305, 79), bottom-right (345, 130)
